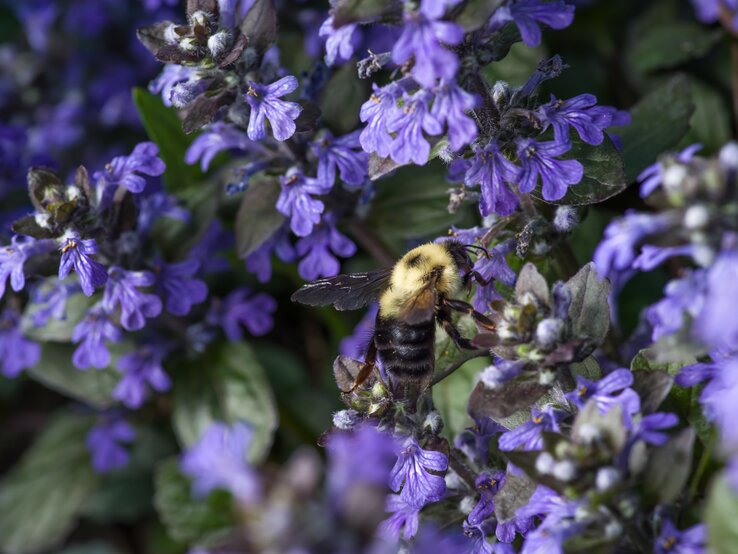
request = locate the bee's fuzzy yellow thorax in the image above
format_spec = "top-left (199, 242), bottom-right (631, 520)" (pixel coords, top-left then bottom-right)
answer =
top-left (378, 242), bottom-right (462, 318)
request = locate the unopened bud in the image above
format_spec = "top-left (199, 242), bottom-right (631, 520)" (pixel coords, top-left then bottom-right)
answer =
top-left (719, 141), bottom-right (738, 171)
top-left (423, 411), bottom-right (444, 434)
top-left (552, 459), bottom-right (577, 481)
top-left (459, 496), bottom-right (476, 514)
top-left (208, 30), bottom-right (230, 58)
top-left (535, 318), bottom-right (564, 350)
top-left (595, 467), bottom-right (621, 491)
top-left (604, 519), bottom-right (623, 539)
top-left (553, 206), bottom-right (579, 233)
top-left (662, 164), bottom-right (687, 192)
top-left (332, 409), bottom-right (360, 430)
top-left (535, 452), bottom-right (555, 474)
top-left (692, 243), bottom-right (715, 267)
top-left (190, 10), bottom-right (209, 27)
top-left (34, 212), bottom-right (51, 229)
top-left (684, 205), bottom-right (709, 230)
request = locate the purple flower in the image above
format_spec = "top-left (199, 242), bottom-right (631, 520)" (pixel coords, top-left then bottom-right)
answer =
top-left (565, 368), bottom-right (641, 424)
top-left (695, 248), bottom-right (738, 352)
top-left (319, 16), bottom-right (359, 66)
top-left (87, 417), bottom-right (135, 473)
top-left (312, 130), bottom-right (368, 188)
top-left (647, 270), bottom-right (706, 341)
top-left (149, 65), bottom-right (196, 108)
top-left (325, 426), bottom-right (398, 506)
top-left (72, 304), bottom-right (123, 370)
top-left (632, 244), bottom-right (694, 272)
top-left (389, 436), bottom-right (448, 507)
top-left (455, 417), bottom-right (507, 465)
top-left (360, 82), bottom-right (404, 158)
top-left (276, 167), bottom-right (332, 237)
top-left (185, 123), bottom-right (256, 171)
top-left (103, 267), bottom-right (162, 331)
top-left (0, 309), bottom-right (40, 378)
top-left (388, 90), bottom-right (443, 165)
top-left (245, 227), bottom-right (296, 283)
top-left (517, 138), bottom-right (582, 201)
top-left (676, 360), bottom-right (719, 388)
top-left (467, 471), bottom-right (506, 526)
top-left (698, 358), bottom-right (738, 450)
top-left (181, 421), bottom-right (260, 503)
top-left (58, 232), bottom-right (108, 297)
top-left (498, 406), bottom-right (565, 451)
top-left (155, 259), bottom-right (208, 316)
top-left (114, 345), bottom-right (171, 409)
top-left (516, 486), bottom-right (583, 554)
top-left (632, 412), bottom-right (678, 445)
top-left (690, 0), bottom-right (738, 30)
top-left (496, 511), bottom-right (535, 544)
top-left (208, 288), bottom-right (277, 340)
top-left (491, 0), bottom-right (575, 47)
top-left (31, 281), bottom-right (76, 327)
top-left (95, 142), bottom-right (165, 194)
top-left (472, 240), bottom-right (516, 312)
top-left (465, 141), bottom-right (520, 217)
top-left (538, 94), bottom-right (616, 146)
top-left (378, 494), bottom-right (420, 541)
top-left (296, 219), bottom-right (357, 280)
top-left (638, 144), bottom-right (701, 198)
top-left (431, 80), bottom-right (478, 151)
top-left (654, 519), bottom-right (706, 554)
top-left (137, 193), bottom-right (190, 236)
top-left (593, 211), bottom-right (674, 281)
top-left (244, 75), bottom-right (302, 142)
top-left (392, 2), bottom-right (463, 87)
top-left (0, 236), bottom-right (54, 299)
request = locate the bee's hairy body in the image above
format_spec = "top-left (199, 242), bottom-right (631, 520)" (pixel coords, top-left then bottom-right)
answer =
top-left (376, 243), bottom-right (462, 392)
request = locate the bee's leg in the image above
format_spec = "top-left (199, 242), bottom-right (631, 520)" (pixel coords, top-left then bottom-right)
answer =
top-left (437, 305), bottom-right (476, 350)
top-left (347, 338), bottom-right (378, 393)
top-left (463, 270), bottom-right (492, 288)
top-left (444, 298), bottom-right (496, 331)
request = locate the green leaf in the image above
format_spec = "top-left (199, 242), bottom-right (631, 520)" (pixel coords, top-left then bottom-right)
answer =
top-left (626, 21), bottom-right (722, 74)
top-left (132, 87), bottom-right (204, 199)
top-left (566, 262), bottom-right (611, 345)
top-left (537, 135), bottom-right (627, 206)
top-left (321, 62), bottom-right (368, 135)
top-left (26, 343), bottom-right (119, 409)
top-left (0, 412), bottom-right (99, 554)
top-left (21, 290), bottom-right (93, 342)
top-left (433, 354), bottom-right (488, 440)
top-left (234, 177), bottom-right (285, 258)
top-left (482, 40), bottom-right (545, 87)
top-left (707, 474), bottom-right (738, 554)
top-left (614, 75), bottom-right (695, 182)
top-left (366, 161), bottom-right (474, 241)
top-left (455, 0), bottom-right (506, 32)
top-left (154, 457), bottom-right (234, 547)
top-left (644, 427), bottom-right (695, 504)
top-left (172, 341), bottom-right (278, 463)
top-left (333, 0), bottom-right (402, 26)
top-left (683, 77), bottom-right (732, 154)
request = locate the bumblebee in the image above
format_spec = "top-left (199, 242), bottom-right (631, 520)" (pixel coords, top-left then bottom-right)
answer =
top-left (291, 240), bottom-right (495, 405)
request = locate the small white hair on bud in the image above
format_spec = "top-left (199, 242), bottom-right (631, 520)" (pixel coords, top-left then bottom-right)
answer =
top-left (190, 10), bottom-right (210, 27)
top-left (535, 318), bottom-right (564, 350)
top-left (66, 185), bottom-right (82, 201)
top-left (423, 410), bottom-right (444, 434)
top-left (208, 30), bottom-right (230, 58)
top-left (35, 212), bottom-right (51, 229)
top-left (164, 23), bottom-right (179, 44)
top-left (332, 409), bottom-right (359, 430)
top-left (459, 496), bottom-right (476, 515)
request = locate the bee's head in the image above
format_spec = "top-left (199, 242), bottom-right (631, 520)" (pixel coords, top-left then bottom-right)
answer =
top-left (443, 239), bottom-right (489, 273)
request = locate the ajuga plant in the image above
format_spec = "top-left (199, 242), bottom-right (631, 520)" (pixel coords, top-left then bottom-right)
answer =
top-left (2, 1), bottom-right (738, 554)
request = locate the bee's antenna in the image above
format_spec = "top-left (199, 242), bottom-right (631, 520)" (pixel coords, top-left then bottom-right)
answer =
top-left (464, 244), bottom-right (490, 258)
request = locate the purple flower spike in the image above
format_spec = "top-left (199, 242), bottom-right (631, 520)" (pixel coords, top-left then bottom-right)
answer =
top-left (654, 519), bottom-right (706, 554)
top-left (0, 236), bottom-right (54, 299)
top-left (0, 308), bottom-right (40, 378)
top-left (58, 232), bottom-right (108, 297)
top-left (208, 288), bottom-right (277, 340)
top-left (244, 75), bottom-right (302, 142)
top-left (185, 123), bottom-right (255, 172)
top-left (319, 16), bottom-right (359, 66)
top-left (296, 219), bottom-right (357, 281)
top-left (565, 369), bottom-right (641, 423)
top-left (180, 421), bottom-right (260, 504)
top-left (87, 417), bottom-right (136, 473)
top-left (498, 406), bottom-right (564, 451)
top-left (431, 80), bottom-right (478, 151)
top-left (312, 130), bottom-right (368, 188)
top-left (492, 0), bottom-right (575, 47)
top-left (95, 142), bottom-right (165, 194)
top-left (103, 267), bottom-right (162, 331)
top-left (72, 304), bottom-right (123, 370)
top-left (360, 82), bottom-right (404, 158)
top-left (467, 471), bottom-right (506, 526)
top-left (538, 93), bottom-right (614, 146)
top-left (517, 138), bottom-right (582, 201)
top-left (465, 141), bottom-right (521, 217)
top-left (389, 436), bottom-right (448, 507)
top-left (114, 345), bottom-right (171, 409)
top-left (388, 90), bottom-right (443, 165)
top-left (276, 167), bottom-right (333, 237)
top-left (156, 259), bottom-right (208, 316)
top-left (378, 494), bottom-right (420, 541)
top-left (392, 3), bottom-right (463, 87)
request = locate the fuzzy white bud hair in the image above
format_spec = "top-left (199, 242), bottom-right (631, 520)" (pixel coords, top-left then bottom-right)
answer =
top-left (423, 411), bottom-right (444, 434)
top-left (552, 459), bottom-right (576, 481)
top-left (164, 23), bottom-right (179, 44)
top-left (35, 212), bottom-right (51, 229)
top-left (208, 30), bottom-right (230, 58)
top-left (684, 205), bottom-right (709, 230)
top-left (535, 318), bottom-right (564, 350)
top-left (553, 205), bottom-right (579, 233)
top-left (535, 452), bottom-right (555, 474)
top-left (332, 409), bottom-right (359, 430)
top-left (662, 164), bottom-right (687, 191)
top-left (459, 496), bottom-right (476, 515)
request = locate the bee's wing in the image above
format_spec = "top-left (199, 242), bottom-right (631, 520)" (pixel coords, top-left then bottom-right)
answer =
top-left (291, 267), bottom-right (392, 311)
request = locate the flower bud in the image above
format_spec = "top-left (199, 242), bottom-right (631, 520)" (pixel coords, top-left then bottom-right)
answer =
top-left (208, 30), bottom-right (230, 58)
top-left (34, 212), bottom-right (51, 229)
top-left (164, 23), bottom-right (179, 43)
top-left (535, 452), bottom-right (555, 474)
top-left (459, 496), bottom-right (476, 514)
top-left (423, 410), bottom-right (444, 434)
top-left (552, 459), bottom-right (577, 481)
top-left (190, 10), bottom-right (209, 27)
top-left (535, 318), bottom-right (564, 350)
top-left (662, 164), bottom-right (687, 192)
top-left (719, 141), bottom-right (738, 171)
top-left (333, 409), bottom-right (360, 430)
top-left (684, 205), bottom-right (709, 230)
top-left (595, 467), bottom-right (621, 491)
top-left (553, 205), bottom-right (579, 233)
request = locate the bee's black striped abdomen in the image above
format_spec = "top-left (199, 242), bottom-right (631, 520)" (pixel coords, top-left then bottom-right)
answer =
top-left (374, 317), bottom-right (436, 381)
